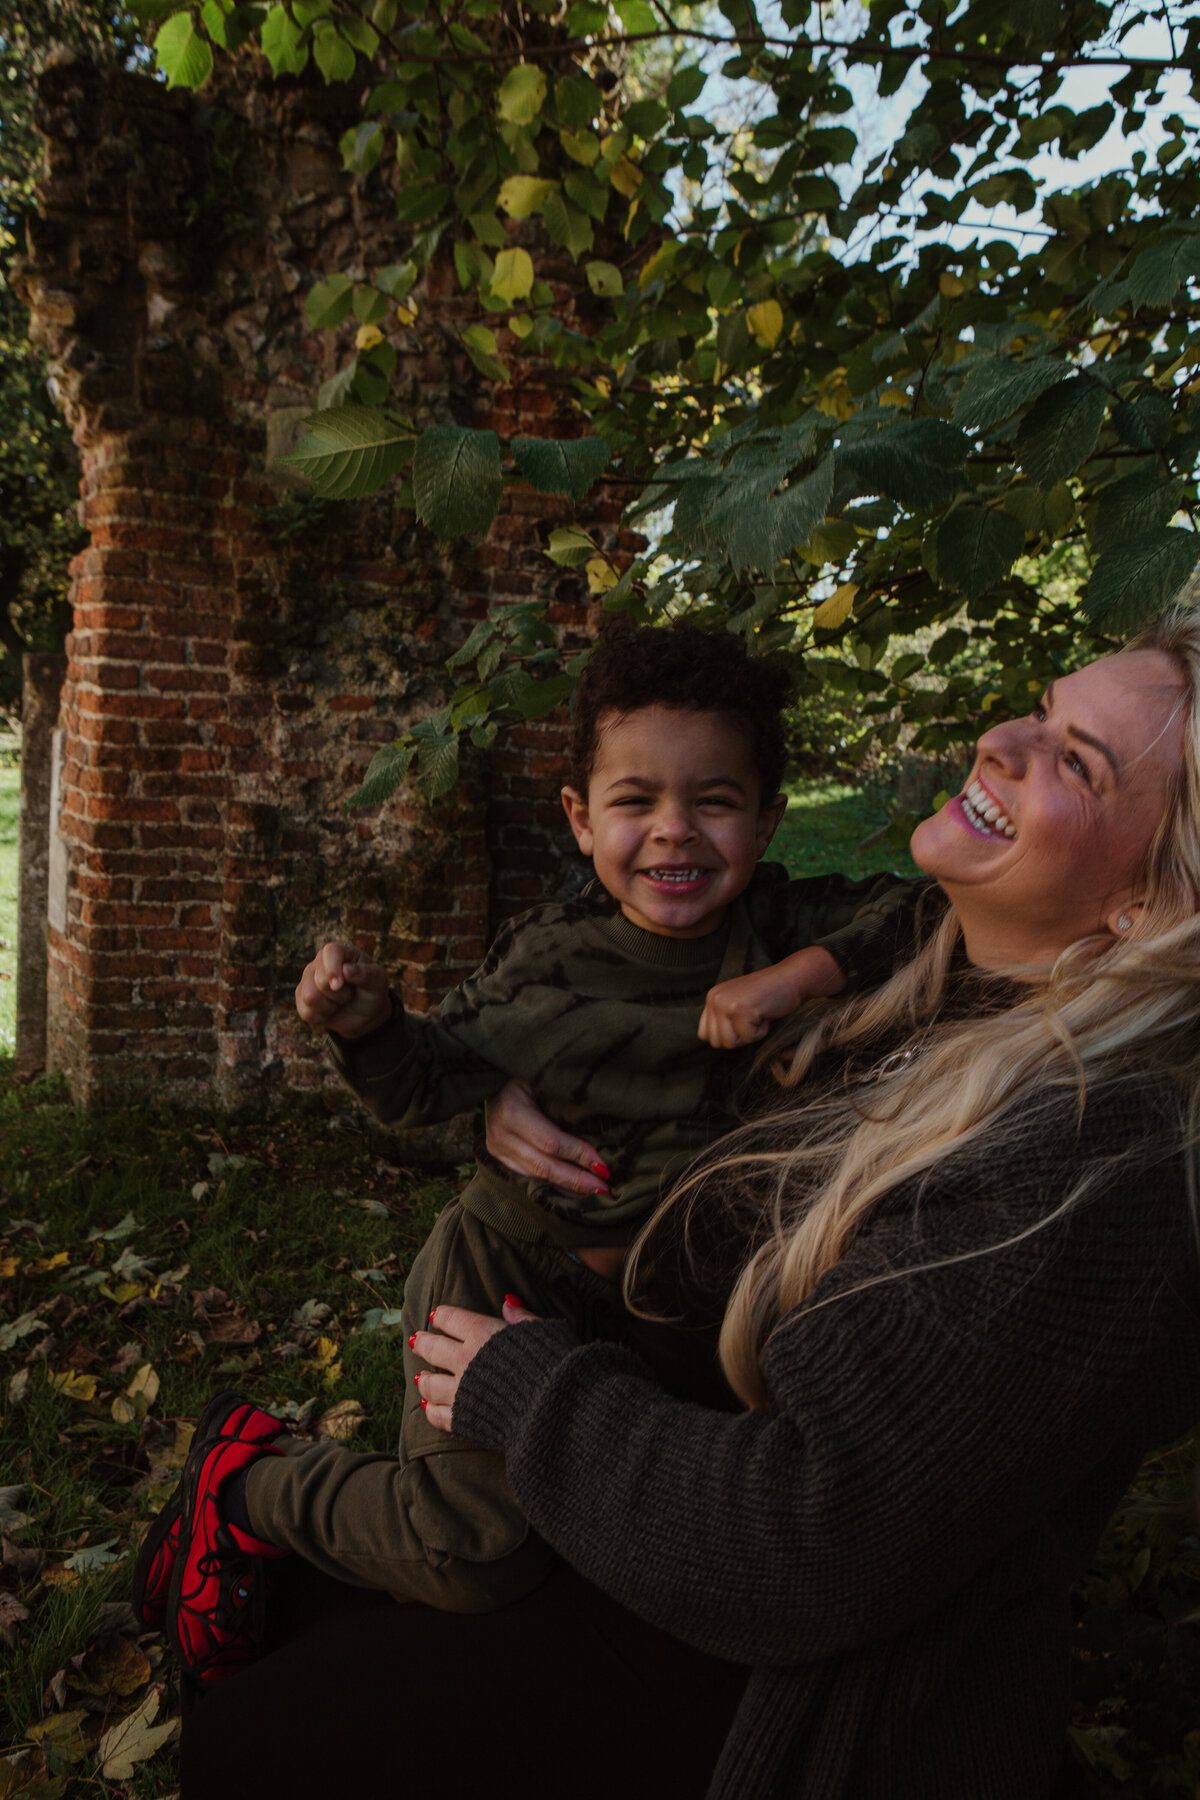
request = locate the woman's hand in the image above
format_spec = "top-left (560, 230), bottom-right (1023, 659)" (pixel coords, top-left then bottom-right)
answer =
top-left (412, 1299), bottom-right (538, 1432)
top-left (485, 1079), bottom-right (610, 1199)
top-left (295, 942), bottom-right (392, 1038)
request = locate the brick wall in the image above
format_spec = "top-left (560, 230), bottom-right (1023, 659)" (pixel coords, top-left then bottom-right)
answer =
top-left (15, 53), bottom-right (636, 1122)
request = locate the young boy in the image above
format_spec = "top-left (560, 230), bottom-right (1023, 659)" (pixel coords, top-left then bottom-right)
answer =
top-left (137, 622), bottom-right (917, 1680)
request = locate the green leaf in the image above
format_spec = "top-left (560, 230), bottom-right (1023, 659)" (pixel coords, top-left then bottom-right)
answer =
top-left (556, 75), bottom-right (603, 129)
top-left (586, 260), bottom-right (624, 297)
top-left (349, 742), bottom-right (416, 808)
top-left (667, 65), bottom-right (707, 110)
top-left (565, 0), bottom-right (608, 27)
top-left (511, 436), bottom-right (610, 502)
top-left (936, 503), bottom-right (1026, 596)
top-left (837, 418), bottom-right (969, 510)
top-left (953, 356), bottom-right (1069, 430)
top-left (497, 176), bottom-right (557, 219)
top-left (261, 3), bottom-right (309, 75)
top-left (1083, 529), bottom-right (1200, 634)
top-left (506, 671), bottom-right (576, 718)
top-left (1015, 377), bottom-right (1108, 490)
top-left (446, 619), bottom-right (499, 670)
top-left (461, 325), bottom-right (510, 383)
top-left (305, 273), bottom-right (355, 329)
top-left (154, 12), bottom-right (214, 87)
top-left (318, 359), bottom-right (358, 409)
top-left (615, 0), bottom-right (656, 27)
top-left (543, 190), bottom-right (594, 259)
top-left (497, 64), bottom-right (548, 125)
top-left (1125, 232), bottom-right (1200, 311)
top-left (313, 20), bottom-right (357, 81)
top-left (284, 405), bottom-right (415, 499)
top-left (1111, 392), bottom-right (1172, 450)
top-left (353, 285), bottom-right (388, 325)
top-left (491, 248), bottom-right (534, 303)
top-left (546, 525), bottom-right (596, 565)
top-left (412, 426), bottom-right (503, 538)
top-left (726, 458), bottom-right (835, 570)
top-left (1091, 470), bottom-right (1186, 553)
top-left (412, 719), bottom-right (461, 799)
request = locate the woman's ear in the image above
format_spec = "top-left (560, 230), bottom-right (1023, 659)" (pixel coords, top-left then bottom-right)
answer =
top-left (1105, 898), bottom-right (1145, 939)
top-left (561, 786), bottom-right (594, 857)
top-left (755, 793), bottom-right (788, 856)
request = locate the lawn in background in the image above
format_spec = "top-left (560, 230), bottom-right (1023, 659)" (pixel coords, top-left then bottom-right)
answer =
top-left (773, 774), bottom-right (920, 881)
top-left (0, 763), bottom-right (17, 1054)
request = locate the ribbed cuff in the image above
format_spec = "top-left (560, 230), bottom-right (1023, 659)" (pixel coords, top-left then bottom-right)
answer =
top-left (325, 991), bottom-right (405, 1079)
top-left (451, 1318), bottom-right (580, 1450)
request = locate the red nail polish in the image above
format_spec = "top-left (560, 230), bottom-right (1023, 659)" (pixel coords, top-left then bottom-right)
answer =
top-left (428, 1309), bottom-right (436, 1325)
top-left (421, 1397), bottom-right (428, 1410)
top-left (504, 1293), bottom-right (526, 1309)
top-left (413, 1373), bottom-right (421, 1386)
top-left (591, 1160), bottom-right (610, 1179)
top-left (408, 1334), bottom-right (417, 1349)
top-left (593, 1186), bottom-right (608, 1197)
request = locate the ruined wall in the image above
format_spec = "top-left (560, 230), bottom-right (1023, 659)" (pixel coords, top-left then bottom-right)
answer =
top-left (15, 53), bottom-right (630, 1118)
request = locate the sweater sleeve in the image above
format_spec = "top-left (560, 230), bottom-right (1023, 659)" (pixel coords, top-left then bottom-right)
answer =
top-left (807, 875), bottom-right (936, 991)
top-left (326, 917), bottom-right (531, 1127)
top-left (452, 1131), bottom-right (1191, 1667)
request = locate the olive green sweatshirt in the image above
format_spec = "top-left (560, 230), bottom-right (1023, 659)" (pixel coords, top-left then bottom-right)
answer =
top-left (329, 865), bottom-right (921, 1248)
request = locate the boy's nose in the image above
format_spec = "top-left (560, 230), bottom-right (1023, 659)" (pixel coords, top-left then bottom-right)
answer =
top-left (652, 807), bottom-right (697, 842)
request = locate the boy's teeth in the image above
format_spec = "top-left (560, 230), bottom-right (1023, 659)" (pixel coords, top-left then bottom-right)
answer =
top-left (648, 867), bottom-right (705, 881)
top-left (963, 781), bottom-right (1017, 839)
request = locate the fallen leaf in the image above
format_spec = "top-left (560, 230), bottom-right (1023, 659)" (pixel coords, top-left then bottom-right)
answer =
top-left (316, 1399), bottom-right (366, 1442)
top-left (46, 1371), bottom-right (97, 1403)
top-left (191, 1286), bottom-right (229, 1318)
top-left (0, 1254), bottom-right (19, 1279)
top-left (0, 1487), bottom-right (30, 1534)
top-left (0, 1592), bottom-right (30, 1650)
top-left (25, 1252), bottom-right (70, 1276)
top-left (67, 1632), bottom-right (151, 1697)
top-left (98, 1686), bottom-right (179, 1780)
top-left (85, 1211), bottom-right (138, 1242)
top-left (0, 1314), bottom-right (49, 1354)
top-left (2, 1535), bottom-right (44, 1579)
top-left (206, 1310), bottom-right (262, 1346)
top-left (0, 1749), bottom-right (67, 1798)
top-left (7, 1369), bottom-right (29, 1405)
top-left (64, 1539), bottom-right (123, 1575)
top-left (25, 1712), bottom-right (86, 1766)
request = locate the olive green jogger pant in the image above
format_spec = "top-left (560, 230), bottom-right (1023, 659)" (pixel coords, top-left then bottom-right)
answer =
top-left (244, 1201), bottom-right (625, 1613)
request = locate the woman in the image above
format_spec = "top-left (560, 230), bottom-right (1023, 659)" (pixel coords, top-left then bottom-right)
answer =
top-left (181, 610), bottom-right (1200, 1798)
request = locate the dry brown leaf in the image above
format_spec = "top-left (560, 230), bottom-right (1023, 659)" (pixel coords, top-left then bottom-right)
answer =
top-left (0, 1749), bottom-right (67, 1799)
top-left (0, 1592), bottom-right (29, 1651)
top-left (316, 1398), bottom-right (367, 1442)
top-left (66, 1633), bottom-right (151, 1699)
top-left (206, 1310), bottom-right (262, 1345)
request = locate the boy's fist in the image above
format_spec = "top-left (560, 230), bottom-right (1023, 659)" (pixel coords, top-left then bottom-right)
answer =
top-left (296, 942), bottom-right (392, 1038)
top-left (698, 946), bottom-right (846, 1050)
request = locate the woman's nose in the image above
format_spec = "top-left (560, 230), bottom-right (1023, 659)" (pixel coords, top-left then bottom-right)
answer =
top-left (976, 716), bottom-right (1029, 776)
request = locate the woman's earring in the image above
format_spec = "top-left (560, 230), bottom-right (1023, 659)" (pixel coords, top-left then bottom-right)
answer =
top-left (1117, 914), bottom-right (1133, 932)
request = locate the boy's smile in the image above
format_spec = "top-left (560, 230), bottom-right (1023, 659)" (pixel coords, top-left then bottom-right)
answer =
top-left (561, 706), bottom-right (787, 939)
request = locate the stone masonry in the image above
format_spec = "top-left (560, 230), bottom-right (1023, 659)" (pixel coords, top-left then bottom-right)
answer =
top-left (15, 53), bottom-right (634, 1122)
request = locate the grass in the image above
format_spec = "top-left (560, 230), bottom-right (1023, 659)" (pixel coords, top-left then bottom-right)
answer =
top-left (0, 763), bottom-right (17, 1055)
top-left (1, 767), bottom-right (1197, 1796)
top-left (774, 774), bottom-right (920, 880)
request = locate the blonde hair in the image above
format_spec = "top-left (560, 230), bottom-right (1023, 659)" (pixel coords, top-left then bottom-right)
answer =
top-left (628, 595), bottom-right (1200, 1410)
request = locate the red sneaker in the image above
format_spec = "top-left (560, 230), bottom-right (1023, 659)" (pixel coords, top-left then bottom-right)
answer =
top-left (132, 1494), bottom-right (181, 1632)
top-left (166, 1392), bottom-right (287, 1683)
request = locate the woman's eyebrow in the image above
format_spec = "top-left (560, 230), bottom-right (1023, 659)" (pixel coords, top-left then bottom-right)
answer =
top-left (1044, 680), bottom-right (1121, 783)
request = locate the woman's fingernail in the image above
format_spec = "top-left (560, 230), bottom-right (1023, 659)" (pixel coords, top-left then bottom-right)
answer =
top-left (413, 1373), bottom-right (421, 1387)
top-left (421, 1397), bottom-right (428, 1410)
top-left (408, 1334), bottom-right (417, 1349)
top-left (591, 1160), bottom-right (610, 1178)
top-left (428, 1309), bottom-right (436, 1325)
top-left (504, 1293), bottom-right (526, 1309)
top-left (593, 1186), bottom-right (609, 1197)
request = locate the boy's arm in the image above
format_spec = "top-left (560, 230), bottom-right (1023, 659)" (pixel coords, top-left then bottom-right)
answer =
top-left (297, 937), bottom-right (520, 1129)
top-left (699, 875), bottom-right (936, 1049)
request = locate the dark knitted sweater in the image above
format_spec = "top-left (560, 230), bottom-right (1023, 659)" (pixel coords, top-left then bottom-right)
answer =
top-left (453, 1074), bottom-right (1200, 1798)
top-left (330, 865), bottom-right (920, 1248)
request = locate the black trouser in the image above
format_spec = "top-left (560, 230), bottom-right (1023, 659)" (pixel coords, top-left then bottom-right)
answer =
top-left (180, 1556), bottom-right (748, 1799)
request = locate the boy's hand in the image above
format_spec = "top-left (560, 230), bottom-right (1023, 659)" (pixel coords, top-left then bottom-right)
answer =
top-left (698, 945), bottom-right (846, 1050)
top-left (295, 942), bottom-right (392, 1038)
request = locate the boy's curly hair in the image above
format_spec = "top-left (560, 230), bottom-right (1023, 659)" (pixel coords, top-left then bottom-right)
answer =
top-left (567, 620), bottom-right (794, 799)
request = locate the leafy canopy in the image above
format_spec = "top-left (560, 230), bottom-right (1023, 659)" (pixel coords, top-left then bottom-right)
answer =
top-left (138, 0), bottom-right (1200, 801)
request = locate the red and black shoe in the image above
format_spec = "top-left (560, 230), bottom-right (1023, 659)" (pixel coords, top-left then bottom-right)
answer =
top-left (132, 1494), bottom-right (182, 1632)
top-left (165, 1391), bottom-right (288, 1684)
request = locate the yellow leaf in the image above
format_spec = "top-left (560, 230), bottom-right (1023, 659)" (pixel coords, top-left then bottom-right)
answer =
top-left (747, 299), bottom-right (783, 349)
top-left (491, 247), bottom-right (534, 304)
top-left (27, 1251), bottom-right (69, 1275)
top-left (814, 368), bottom-right (853, 421)
top-left (99, 1687), bottom-right (179, 1782)
top-left (395, 299), bottom-right (419, 326)
top-left (608, 155), bottom-right (643, 198)
top-left (49, 1371), bottom-right (98, 1402)
top-left (127, 1363), bottom-right (160, 1406)
top-left (313, 1335), bottom-right (340, 1367)
top-left (980, 692), bottom-right (1002, 712)
top-left (813, 582), bottom-right (858, 630)
top-left (560, 129), bottom-right (599, 166)
top-left (497, 176), bottom-right (556, 219)
top-left (939, 272), bottom-right (964, 298)
top-left (638, 243), bottom-right (680, 291)
top-left (0, 1255), bottom-right (18, 1279)
top-left (880, 386), bottom-right (909, 407)
top-left (546, 526), bottom-right (595, 567)
top-left (316, 1398), bottom-right (367, 1441)
top-left (586, 557), bottom-right (618, 594)
top-left (508, 314), bottom-right (533, 339)
top-left (323, 1360), bottom-right (343, 1390)
top-left (355, 322), bottom-right (384, 351)
top-left (622, 197), bottom-right (641, 242)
